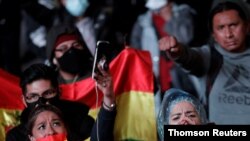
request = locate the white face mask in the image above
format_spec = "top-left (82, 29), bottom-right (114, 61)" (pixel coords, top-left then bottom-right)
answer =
top-left (65, 0), bottom-right (89, 17)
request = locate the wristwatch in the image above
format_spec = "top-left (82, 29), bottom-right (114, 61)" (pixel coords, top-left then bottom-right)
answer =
top-left (103, 101), bottom-right (116, 111)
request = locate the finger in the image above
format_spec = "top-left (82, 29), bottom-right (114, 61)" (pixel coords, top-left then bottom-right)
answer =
top-left (97, 78), bottom-right (112, 89)
top-left (97, 60), bottom-right (109, 76)
top-left (170, 47), bottom-right (178, 53)
top-left (169, 36), bottom-right (179, 53)
top-left (93, 73), bottom-right (104, 81)
top-left (94, 69), bottom-right (111, 79)
top-left (159, 36), bottom-right (170, 51)
top-left (94, 74), bottom-right (105, 83)
top-left (95, 73), bottom-right (112, 86)
top-left (169, 36), bottom-right (177, 48)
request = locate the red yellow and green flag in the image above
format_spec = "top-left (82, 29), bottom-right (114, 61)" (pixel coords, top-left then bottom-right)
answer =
top-left (60, 47), bottom-right (157, 140)
top-left (0, 69), bottom-right (24, 141)
top-left (1, 47), bottom-right (157, 141)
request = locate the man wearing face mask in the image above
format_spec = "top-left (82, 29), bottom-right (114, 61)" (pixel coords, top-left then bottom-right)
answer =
top-left (46, 24), bottom-right (94, 83)
top-left (44, 24), bottom-right (118, 140)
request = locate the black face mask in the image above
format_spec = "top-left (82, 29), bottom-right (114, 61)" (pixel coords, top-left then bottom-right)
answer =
top-left (57, 48), bottom-right (93, 75)
top-left (26, 95), bottom-right (60, 110)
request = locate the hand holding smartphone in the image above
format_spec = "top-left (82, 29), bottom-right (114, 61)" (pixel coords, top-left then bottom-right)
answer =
top-left (92, 40), bottom-right (111, 79)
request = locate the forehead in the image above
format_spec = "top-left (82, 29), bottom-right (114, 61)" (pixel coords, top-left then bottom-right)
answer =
top-left (171, 101), bottom-right (196, 113)
top-left (34, 111), bottom-right (60, 123)
top-left (55, 40), bottom-right (79, 48)
top-left (26, 79), bottom-right (52, 95)
top-left (213, 10), bottom-right (241, 25)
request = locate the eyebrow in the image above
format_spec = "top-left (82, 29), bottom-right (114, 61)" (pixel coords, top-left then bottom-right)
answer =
top-left (51, 118), bottom-right (61, 122)
top-left (57, 41), bottom-right (79, 47)
top-left (36, 121), bottom-right (46, 128)
top-left (170, 110), bottom-right (196, 117)
top-left (26, 93), bottom-right (39, 96)
top-left (51, 118), bottom-right (63, 126)
top-left (26, 88), bottom-right (55, 96)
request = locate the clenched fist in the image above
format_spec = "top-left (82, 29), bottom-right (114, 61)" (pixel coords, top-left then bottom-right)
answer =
top-left (159, 36), bottom-right (183, 59)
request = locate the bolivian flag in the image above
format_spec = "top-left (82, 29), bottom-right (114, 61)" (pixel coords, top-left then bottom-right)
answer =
top-left (60, 47), bottom-right (157, 140)
top-left (0, 69), bottom-right (24, 141)
top-left (1, 47), bottom-right (157, 141)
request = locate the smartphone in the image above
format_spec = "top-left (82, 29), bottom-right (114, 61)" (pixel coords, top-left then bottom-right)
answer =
top-left (92, 40), bottom-right (111, 79)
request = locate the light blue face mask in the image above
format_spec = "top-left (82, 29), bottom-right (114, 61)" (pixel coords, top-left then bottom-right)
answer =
top-left (65, 0), bottom-right (89, 17)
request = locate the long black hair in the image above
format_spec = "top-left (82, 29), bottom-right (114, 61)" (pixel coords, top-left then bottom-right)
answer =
top-left (208, 1), bottom-right (248, 33)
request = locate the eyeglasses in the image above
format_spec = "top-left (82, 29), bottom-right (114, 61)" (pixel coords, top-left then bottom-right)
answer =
top-left (25, 89), bottom-right (57, 103)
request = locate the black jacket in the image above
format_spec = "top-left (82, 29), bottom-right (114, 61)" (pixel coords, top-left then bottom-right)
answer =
top-left (91, 106), bottom-right (116, 141)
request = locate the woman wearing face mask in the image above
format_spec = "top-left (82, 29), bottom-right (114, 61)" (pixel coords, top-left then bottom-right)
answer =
top-left (157, 88), bottom-right (209, 141)
top-left (27, 104), bottom-right (68, 141)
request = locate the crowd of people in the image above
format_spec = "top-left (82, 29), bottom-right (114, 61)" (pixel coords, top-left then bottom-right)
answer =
top-left (2, 0), bottom-right (250, 141)
top-left (6, 62), bottom-right (116, 141)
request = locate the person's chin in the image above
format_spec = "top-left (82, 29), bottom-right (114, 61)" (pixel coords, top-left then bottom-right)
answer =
top-left (222, 46), bottom-right (239, 52)
top-left (224, 42), bottom-right (240, 52)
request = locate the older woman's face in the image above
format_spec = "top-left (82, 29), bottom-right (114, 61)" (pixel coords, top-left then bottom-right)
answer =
top-left (169, 101), bottom-right (201, 125)
top-left (30, 111), bottom-right (67, 140)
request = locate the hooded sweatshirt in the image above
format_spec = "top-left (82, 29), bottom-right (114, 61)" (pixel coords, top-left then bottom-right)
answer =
top-left (209, 42), bottom-right (250, 124)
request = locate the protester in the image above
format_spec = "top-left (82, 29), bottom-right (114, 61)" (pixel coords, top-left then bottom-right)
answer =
top-left (6, 63), bottom-right (116, 141)
top-left (130, 0), bottom-right (197, 116)
top-left (58, 0), bottom-right (121, 56)
top-left (159, 1), bottom-right (250, 124)
top-left (157, 88), bottom-right (208, 141)
top-left (46, 24), bottom-right (114, 83)
top-left (27, 104), bottom-right (68, 141)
